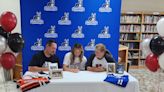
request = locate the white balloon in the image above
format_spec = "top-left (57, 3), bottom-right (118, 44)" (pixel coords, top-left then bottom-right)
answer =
top-left (159, 53), bottom-right (164, 70)
top-left (157, 18), bottom-right (164, 37)
top-left (0, 35), bottom-right (7, 55)
top-left (140, 38), bottom-right (152, 57)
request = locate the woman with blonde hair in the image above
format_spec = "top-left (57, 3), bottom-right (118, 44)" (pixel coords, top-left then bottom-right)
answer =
top-left (86, 43), bottom-right (116, 72)
top-left (63, 43), bottom-right (87, 73)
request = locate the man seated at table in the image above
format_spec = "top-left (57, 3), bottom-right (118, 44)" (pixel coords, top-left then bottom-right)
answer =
top-left (28, 40), bottom-right (60, 72)
top-left (86, 43), bottom-right (116, 72)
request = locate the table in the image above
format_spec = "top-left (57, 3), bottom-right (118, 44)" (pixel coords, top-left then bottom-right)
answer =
top-left (25, 71), bottom-right (139, 92)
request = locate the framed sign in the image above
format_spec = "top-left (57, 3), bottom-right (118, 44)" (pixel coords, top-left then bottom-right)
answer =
top-left (107, 63), bottom-right (116, 74)
top-left (49, 69), bottom-right (63, 79)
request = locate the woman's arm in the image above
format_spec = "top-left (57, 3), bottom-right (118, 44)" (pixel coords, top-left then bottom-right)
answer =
top-left (63, 64), bottom-right (79, 73)
top-left (80, 56), bottom-right (87, 71)
top-left (63, 53), bottom-right (79, 73)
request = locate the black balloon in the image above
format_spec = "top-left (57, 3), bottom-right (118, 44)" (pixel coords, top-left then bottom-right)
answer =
top-left (150, 36), bottom-right (164, 56)
top-left (8, 33), bottom-right (24, 52)
top-left (0, 26), bottom-right (9, 39)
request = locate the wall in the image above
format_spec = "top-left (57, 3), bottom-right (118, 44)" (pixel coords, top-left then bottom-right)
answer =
top-left (20, 0), bottom-right (121, 73)
top-left (0, 0), bottom-right (164, 33)
top-left (122, 0), bottom-right (164, 12)
top-left (0, 0), bottom-right (21, 33)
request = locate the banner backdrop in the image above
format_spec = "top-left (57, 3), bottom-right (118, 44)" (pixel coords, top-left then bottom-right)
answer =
top-left (20, 0), bottom-right (122, 73)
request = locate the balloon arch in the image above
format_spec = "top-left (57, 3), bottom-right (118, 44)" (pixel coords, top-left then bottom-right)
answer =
top-left (0, 11), bottom-right (24, 70)
top-left (141, 18), bottom-right (164, 72)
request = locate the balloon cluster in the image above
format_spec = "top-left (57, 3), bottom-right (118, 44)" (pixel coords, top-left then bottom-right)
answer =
top-left (0, 11), bottom-right (24, 70)
top-left (141, 18), bottom-right (164, 72)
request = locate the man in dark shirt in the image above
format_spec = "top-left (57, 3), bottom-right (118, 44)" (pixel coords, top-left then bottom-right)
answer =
top-left (28, 40), bottom-right (60, 72)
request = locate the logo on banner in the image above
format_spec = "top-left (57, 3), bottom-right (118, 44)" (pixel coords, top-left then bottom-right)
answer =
top-left (30, 12), bottom-right (44, 24)
top-left (99, 0), bottom-right (112, 13)
top-left (98, 26), bottom-right (111, 38)
top-left (31, 38), bottom-right (44, 51)
top-left (72, 0), bottom-right (85, 12)
top-left (85, 39), bottom-right (96, 51)
top-left (85, 13), bottom-right (98, 25)
top-left (58, 12), bottom-right (71, 25)
top-left (58, 39), bottom-right (71, 51)
top-left (71, 26), bottom-right (84, 38)
top-left (44, 0), bottom-right (58, 11)
top-left (44, 25), bottom-right (58, 38)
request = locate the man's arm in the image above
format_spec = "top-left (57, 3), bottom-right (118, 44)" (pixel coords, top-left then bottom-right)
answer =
top-left (28, 54), bottom-right (47, 72)
top-left (105, 54), bottom-right (116, 63)
top-left (28, 66), bottom-right (48, 72)
top-left (86, 54), bottom-right (106, 72)
top-left (54, 56), bottom-right (60, 68)
top-left (87, 67), bottom-right (106, 72)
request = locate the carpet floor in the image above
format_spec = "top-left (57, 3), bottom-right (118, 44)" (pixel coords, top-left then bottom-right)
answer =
top-left (129, 69), bottom-right (164, 92)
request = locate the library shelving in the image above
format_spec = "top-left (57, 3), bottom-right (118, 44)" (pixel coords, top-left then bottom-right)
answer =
top-left (120, 11), bottom-right (164, 69)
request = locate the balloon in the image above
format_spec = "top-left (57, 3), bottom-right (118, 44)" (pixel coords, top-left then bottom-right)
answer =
top-left (0, 26), bottom-right (10, 39)
top-left (4, 45), bottom-right (19, 57)
top-left (150, 36), bottom-right (164, 56)
top-left (145, 53), bottom-right (159, 72)
top-left (0, 35), bottom-right (7, 54)
top-left (0, 11), bottom-right (17, 32)
top-left (158, 53), bottom-right (164, 70)
top-left (8, 33), bottom-right (24, 53)
top-left (157, 18), bottom-right (164, 36)
top-left (0, 52), bottom-right (16, 70)
top-left (140, 38), bottom-right (152, 56)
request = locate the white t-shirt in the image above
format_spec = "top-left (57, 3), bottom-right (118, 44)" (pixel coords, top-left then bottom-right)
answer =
top-left (63, 52), bottom-right (87, 70)
top-left (92, 57), bottom-right (108, 69)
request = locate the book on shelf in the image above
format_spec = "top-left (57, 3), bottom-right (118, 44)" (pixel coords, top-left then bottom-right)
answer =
top-left (121, 15), bottom-right (141, 23)
top-left (128, 52), bottom-right (139, 59)
top-left (140, 51), bottom-right (145, 58)
top-left (144, 15), bottom-right (164, 24)
top-left (139, 60), bottom-right (145, 66)
top-left (122, 43), bottom-right (139, 50)
top-left (128, 60), bottom-right (139, 66)
top-left (141, 34), bottom-right (158, 40)
top-left (142, 25), bottom-right (157, 32)
top-left (120, 25), bottom-right (141, 32)
top-left (120, 34), bottom-right (140, 40)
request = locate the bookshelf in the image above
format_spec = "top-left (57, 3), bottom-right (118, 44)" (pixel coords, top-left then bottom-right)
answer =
top-left (120, 12), bottom-right (164, 69)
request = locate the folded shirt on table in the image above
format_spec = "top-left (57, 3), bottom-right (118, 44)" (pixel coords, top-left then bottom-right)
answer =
top-left (16, 77), bottom-right (50, 92)
top-left (104, 74), bottom-right (129, 87)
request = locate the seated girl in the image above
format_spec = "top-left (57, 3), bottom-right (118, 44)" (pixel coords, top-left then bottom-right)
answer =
top-left (86, 43), bottom-right (116, 72)
top-left (63, 43), bottom-right (87, 73)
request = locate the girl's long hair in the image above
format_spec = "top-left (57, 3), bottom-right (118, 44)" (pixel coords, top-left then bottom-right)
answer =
top-left (70, 43), bottom-right (84, 64)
